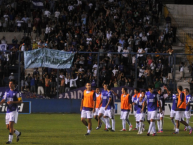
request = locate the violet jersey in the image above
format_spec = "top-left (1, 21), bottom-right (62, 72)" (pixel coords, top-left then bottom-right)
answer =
top-left (135, 98), bottom-right (146, 114)
top-left (101, 90), bottom-right (109, 107)
top-left (3, 89), bottom-right (21, 113)
top-left (185, 94), bottom-right (191, 111)
top-left (172, 94), bottom-right (178, 111)
top-left (144, 91), bottom-right (159, 112)
top-left (132, 94), bottom-right (140, 111)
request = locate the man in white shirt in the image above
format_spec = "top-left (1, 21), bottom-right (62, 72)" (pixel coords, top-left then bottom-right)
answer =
top-left (112, 66), bottom-right (118, 76)
top-left (179, 62), bottom-right (184, 81)
top-left (44, 9), bottom-right (51, 17)
top-left (55, 9), bottom-right (60, 18)
top-left (70, 76), bottom-right (78, 90)
top-left (68, 4), bottom-right (74, 11)
top-left (106, 30), bottom-right (112, 40)
top-left (117, 43), bottom-right (123, 52)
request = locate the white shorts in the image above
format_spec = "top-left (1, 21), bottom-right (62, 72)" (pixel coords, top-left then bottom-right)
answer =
top-left (175, 111), bottom-right (184, 121)
top-left (184, 110), bottom-right (191, 119)
top-left (98, 107), bottom-right (105, 115)
top-left (170, 110), bottom-right (176, 118)
top-left (147, 111), bottom-right (157, 120)
top-left (157, 111), bottom-right (165, 119)
top-left (81, 110), bottom-right (93, 119)
top-left (104, 109), bottom-right (115, 119)
top-left (160, 111), bottom-right (165, 118)
top-left (94, 108), bottom-right (99, 116)
top-left (136, 113), bottom-right (145, 122)
top-left (5, 111), bottom-right (18, 124)
top-left (120, 111), bottom-right (129, 120)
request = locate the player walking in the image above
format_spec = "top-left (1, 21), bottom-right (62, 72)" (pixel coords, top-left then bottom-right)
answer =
top-left (0, 80), bottom-right (22, 144)
top-left (80, 83), bottom-right (96, 135)
top-left (173, 86), bottom-right (192, 134)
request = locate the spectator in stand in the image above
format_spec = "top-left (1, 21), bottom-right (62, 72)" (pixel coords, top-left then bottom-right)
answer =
top-left (37, 78), bottom-right (44, 95)
top-left (12, 36), bottom-right (18, 44)
top-left (59, 76), bottom-right (65, 94)
top-left (30, 76), bottom-right (36, 93)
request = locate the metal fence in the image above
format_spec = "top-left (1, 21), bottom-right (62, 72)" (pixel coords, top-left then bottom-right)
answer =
top-left (1, 50), bottom-right (193, 98)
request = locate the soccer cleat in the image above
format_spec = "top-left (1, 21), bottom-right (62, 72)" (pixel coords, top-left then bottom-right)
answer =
top-left (139, 131), bottom-right (143, 134)
top-left (84, 133), bottom-right (90, 136)
top-left (120, 129), bottom-right (126, 131)
top-left (110, 129), bottom-right (115, 132)
top-left (172, 132), bottom-right (179, 134)
top-left (137, 132), bottom-right (140, 134)
top-left (160, 129), bottom-right (163, 133)
top-left (189, 128), bottom-right (192, 134)
top-left (6, 141), bottom-right (11, 144)
top-left (157, 131), bottom-right (161, 133)
top-left (17, 132), bottom-right (21, 142)
top-left (152, 133), bottom-right (157, 136)
top-left (96, 126), bottom-right (101, 130)
top-left (129, 125), bottom-right (133, 131)
top-left (184, 128), bottom-right (187, 131)
top-left (133, 128), bottom-right (138, 130)
top-left (147, 133), bottom-right (150, 136)
top-left (104, 128), bottom-right (109, 131)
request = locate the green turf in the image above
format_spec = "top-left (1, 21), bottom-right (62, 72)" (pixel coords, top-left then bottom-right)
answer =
top-left (0, 114), bottom-right (193, 145)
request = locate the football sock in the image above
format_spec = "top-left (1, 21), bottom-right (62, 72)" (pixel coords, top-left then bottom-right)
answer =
top-left (157, 120), bottom-right (160, 131)
top-left (112, 119), bottom-right (115, 130)
top-left (148, 122), bottom-right (153, 133)
top-left (14, 130), bottom-right (20, 136)
top-left (152, 122), bottom-right (156, 133)
top-left (122, 119), bottom-right (126, 130)
top-left (126, 119), bottom-right (131, 126)
top-left (160, 120), bottom-right (163, 130)
top-left (9, 133), bottom-right (13, 142)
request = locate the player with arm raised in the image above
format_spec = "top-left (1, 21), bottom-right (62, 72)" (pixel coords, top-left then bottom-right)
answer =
top-left (0, 80), bottom-right (22, 144)
top-left (80, 83), bottom-right (96, 136)
top-left (173, 86), bottom-right (192, 134)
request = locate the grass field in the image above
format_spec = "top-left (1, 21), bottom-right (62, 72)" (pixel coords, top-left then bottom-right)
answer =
top-left (0, 114), bottom-right (193, 145)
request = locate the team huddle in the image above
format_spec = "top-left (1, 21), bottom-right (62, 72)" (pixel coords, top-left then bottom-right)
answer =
top-left (80, 83), bottom-right (192, 136)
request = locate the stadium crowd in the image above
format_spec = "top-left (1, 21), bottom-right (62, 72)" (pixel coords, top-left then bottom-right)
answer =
top-left (0, 0), bottom-right (189, 98)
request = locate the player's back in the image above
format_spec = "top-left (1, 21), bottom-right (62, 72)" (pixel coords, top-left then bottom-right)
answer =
top-left (172, 94), bottom-right (178, 111)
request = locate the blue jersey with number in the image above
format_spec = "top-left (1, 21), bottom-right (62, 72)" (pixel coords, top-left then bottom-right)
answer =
top-left (3, 89), bottom-right (21, 113)
top-left (145, 91), bottom-right (159, 112)
top-left (172, 94), bottom-right (178, 111)
top-left (101, 90), bottom-right (109, 107)
top-left (136, 98), bottom-right (146, 114)
top-left (186, 94), bottom-right (191, 111)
